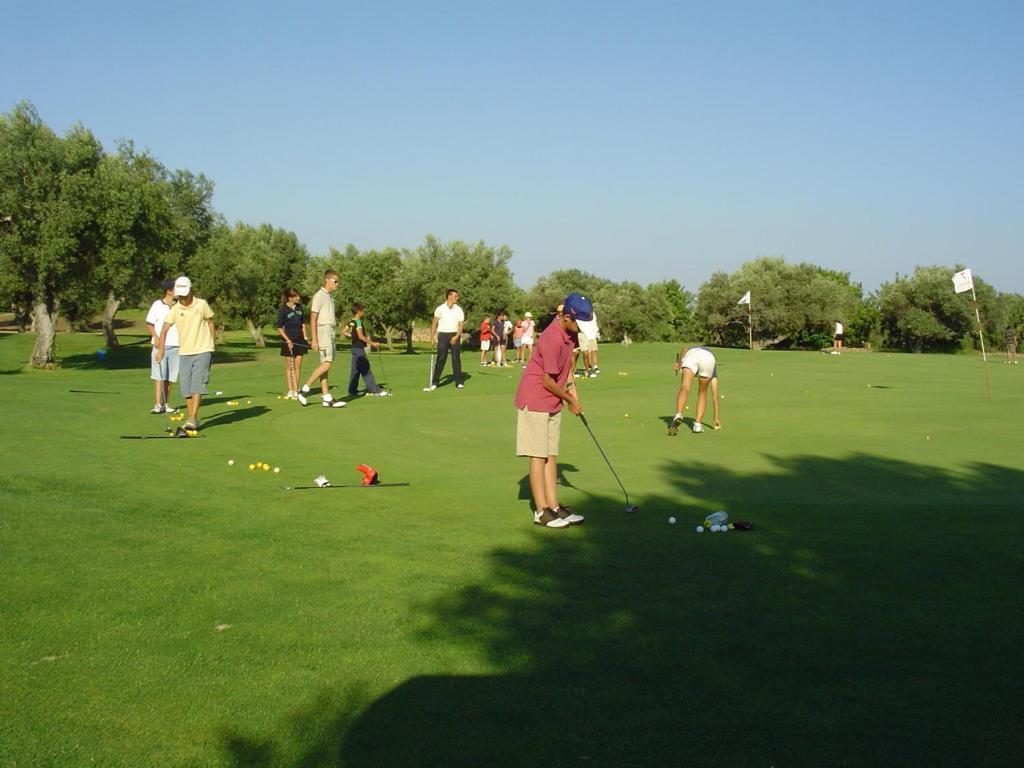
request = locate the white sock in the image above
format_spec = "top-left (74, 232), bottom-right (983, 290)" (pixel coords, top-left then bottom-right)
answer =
top-left (675, 412), bottom-right (683, 420)
top-left (301, 384), bottom-right (310, 393)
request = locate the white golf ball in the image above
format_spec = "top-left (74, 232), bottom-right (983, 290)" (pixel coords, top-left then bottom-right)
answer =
top-left (696, 525), bottom-right (704, 533)
top-left (228, 459), bottom-right (234, 466)
top-left (273, 467), bottom-right (280, 474)
top-left (216, 390), bottom-right (223, 395)
top-left (668, 516), bottom-right (676, 524)
top-left (710, 524), bottom-right (720, 532)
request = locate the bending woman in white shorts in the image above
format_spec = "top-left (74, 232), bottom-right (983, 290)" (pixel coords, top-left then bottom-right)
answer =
top-left (669, 346), bottom-right (721, 435)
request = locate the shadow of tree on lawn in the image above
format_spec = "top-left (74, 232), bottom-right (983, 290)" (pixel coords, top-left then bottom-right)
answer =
top-left (221, 454), bottom-right (1023, 768)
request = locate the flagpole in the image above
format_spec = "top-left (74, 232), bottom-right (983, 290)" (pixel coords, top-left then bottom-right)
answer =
top-left (747, 301), bottom-right (753, 351)
top-left (971, 285), bottom-right (992, 399)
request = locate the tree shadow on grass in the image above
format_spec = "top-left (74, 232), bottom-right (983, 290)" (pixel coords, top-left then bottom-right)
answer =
top-left (221, 454), bottom-right (1023, 768)
top-left (58, 340), bottom-right (258, 370)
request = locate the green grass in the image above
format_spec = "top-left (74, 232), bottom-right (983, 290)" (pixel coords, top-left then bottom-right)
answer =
top-left (1, 328), bottom-right (1021, 767)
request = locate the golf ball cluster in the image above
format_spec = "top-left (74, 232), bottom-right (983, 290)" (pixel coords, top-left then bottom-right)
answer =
top-left (247, 462), bottom-right (278, 472)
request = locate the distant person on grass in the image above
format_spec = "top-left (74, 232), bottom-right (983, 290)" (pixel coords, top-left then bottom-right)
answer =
top-left (344, 303), bottom-right (390, 397)
top-left (146, 278), bottom-right (179, 414)
top-left (492, 309), bottom-right (508, 367)
top-left (520, 311), bottom-right (535, 363)
top-left (668, 346), bottom-right (721, 435)
top-left (479, 313), bottom-right (493, 366)
top-left (832, 319), bottom-right (844, 355)
top-left (579, 309), bottom-right (600, 377)
top-left (513, 317), bottom-right (524, 362)
top-left (155, 277), bottom-right (215, 431)
top-left (275, 287), bottom-right (308, 399)
top-left (428, 289), bottom-right (465, 390)
top-left (1005, 326), bottom-right (1018, 364)
top-left (514, 292), bottom-right (598, 529)
top-left (297, 270), bottom-right (346, 408)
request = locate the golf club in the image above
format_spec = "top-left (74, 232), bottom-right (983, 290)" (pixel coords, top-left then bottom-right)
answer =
top-left (281, 482), bottom-right (410, 491)
top-left (120, 433), bottom-right (204, 440)
top-left (579, 413), bottom-right (639, 513)
top-left (374, 345), bottom-right (388, 384)
top-left (422, 352), bottom-right (436, 391)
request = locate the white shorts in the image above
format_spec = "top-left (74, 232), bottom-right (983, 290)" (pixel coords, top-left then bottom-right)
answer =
top-left (522, 336), bottom-right (534, 347)
top-left (578, 336), bottom-right (597, 353)
top-left (151, 346), bottom-right (180, 382)
top-left (480, 339), bottom-right (491, 351)
top-left (681, 347), bottom-right (716, 378)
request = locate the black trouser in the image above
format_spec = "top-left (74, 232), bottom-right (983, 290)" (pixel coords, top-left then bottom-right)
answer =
top-left (348, 346), bottom-right (380, 395)
top-left (433, 332), bottom-right (463, 386)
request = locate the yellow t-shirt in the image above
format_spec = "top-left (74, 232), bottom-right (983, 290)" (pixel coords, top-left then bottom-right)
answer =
top-left (168, 298), bottom-right (215, 355)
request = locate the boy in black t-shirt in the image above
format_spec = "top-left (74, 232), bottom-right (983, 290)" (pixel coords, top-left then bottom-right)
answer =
top-left (343, 303), bottom-right (391, 397)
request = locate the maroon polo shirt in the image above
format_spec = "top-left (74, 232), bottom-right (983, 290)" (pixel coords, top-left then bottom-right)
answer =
top-left (514, 320), bottom-right (577, 413)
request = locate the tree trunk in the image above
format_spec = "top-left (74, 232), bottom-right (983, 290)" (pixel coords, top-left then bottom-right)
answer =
top-left (102, 291), bottom-right (121, 349)
top-left (245, 318), bottom-right (266, 347)
top-left (404, 324), bottom-right (415, 354)
top-left (30, 299), bottom-right (57, 368)
top-left (384, 325), bottom-right (396, 351)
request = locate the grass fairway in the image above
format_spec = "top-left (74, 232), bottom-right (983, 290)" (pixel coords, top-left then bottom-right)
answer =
top-left (1, 326), bottom-right (1021, 767)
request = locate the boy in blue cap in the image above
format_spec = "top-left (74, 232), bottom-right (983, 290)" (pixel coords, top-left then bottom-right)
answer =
top-left (514, 293), bottom-right (598, 528)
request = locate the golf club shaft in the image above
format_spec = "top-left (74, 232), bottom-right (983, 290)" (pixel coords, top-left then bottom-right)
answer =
top-left (579, 414), bottom-right (632, 507)
top-left (282, 482), bottom-right (410, 490)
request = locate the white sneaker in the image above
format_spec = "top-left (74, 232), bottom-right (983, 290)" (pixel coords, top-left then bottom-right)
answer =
top-left (553, 506), bottom-right (585, 525)
top-left (533, 509), bottom-right (570, 528)
top-left (374, 390), bottom-right (392, 397)
top-left (297, 386), bottom-right (310, 406)
top-left (323, 397), bottom-right (346, 408)
top-left (163, 404), bottom-right (178, 414)
top-left (151, 405), bottom-right (164, 414)
top-left (692, 422), bottom-right (703, 433)
top-left (456, 383), bottom-right (465, 389)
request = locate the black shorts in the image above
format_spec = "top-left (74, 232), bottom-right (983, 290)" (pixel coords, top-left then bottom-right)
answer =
top-left (280, 338), bottom-right (305, 357)
top-left (834, 334), bottom-right (844, 342)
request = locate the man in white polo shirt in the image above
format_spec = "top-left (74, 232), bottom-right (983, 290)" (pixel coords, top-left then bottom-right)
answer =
top-left (145, 278), bottom-right (179, 414)
top-left (428, 288), bottom-right (465, 390)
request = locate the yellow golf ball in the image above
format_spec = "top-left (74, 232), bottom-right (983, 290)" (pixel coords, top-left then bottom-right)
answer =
top-left (248, 464), bottom-right (255, 471)
top-left (228, 460), bottom-right (234, 466)
top-left (273, 467), bottom-right (280, 474)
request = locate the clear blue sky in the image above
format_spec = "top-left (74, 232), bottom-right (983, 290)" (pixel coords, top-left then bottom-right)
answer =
top-left (4, 0), bottom-right (1022, 293)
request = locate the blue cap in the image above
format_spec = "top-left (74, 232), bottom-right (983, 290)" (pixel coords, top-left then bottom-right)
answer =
top-left (562, 293), bottom-right (598, 340)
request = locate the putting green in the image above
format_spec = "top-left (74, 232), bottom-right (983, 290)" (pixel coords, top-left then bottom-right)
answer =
top-left (1, 328), bottom-right (1020, 766)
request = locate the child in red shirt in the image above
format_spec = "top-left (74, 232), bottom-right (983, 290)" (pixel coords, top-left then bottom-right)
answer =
top-left (514, 293), bottom-right (599, 528)
top-left (479, 313), bottom-right (493, 366)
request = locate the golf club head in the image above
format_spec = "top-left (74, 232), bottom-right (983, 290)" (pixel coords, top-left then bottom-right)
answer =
top-left (625, 505), bottom-right (640, 514)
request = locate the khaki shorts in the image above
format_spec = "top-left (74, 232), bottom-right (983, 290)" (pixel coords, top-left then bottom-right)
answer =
top-left (517, 407), bottom-right (562, 458)
top-left (578, 335), bottom-right (597, 353)
top-left (318, 338), bottom-right (336, 364)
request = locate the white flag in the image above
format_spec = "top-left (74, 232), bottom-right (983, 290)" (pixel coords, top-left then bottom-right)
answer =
top-left (737, 291), bottom-right (751, 305)
top-left (952, 269), bottom-right (973, 294)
